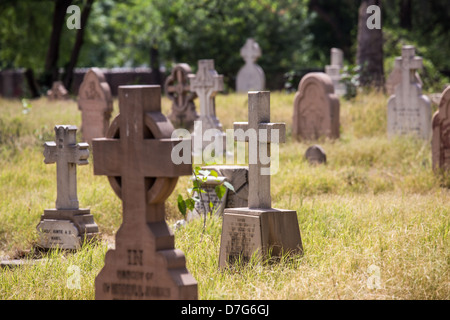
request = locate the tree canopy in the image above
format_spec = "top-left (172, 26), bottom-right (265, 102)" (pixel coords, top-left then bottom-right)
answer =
top-left (0, 0), bottom-right (449, 94)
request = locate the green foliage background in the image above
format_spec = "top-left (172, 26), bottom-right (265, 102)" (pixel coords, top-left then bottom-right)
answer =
top-left (0, 0), bottom-right (449, 91)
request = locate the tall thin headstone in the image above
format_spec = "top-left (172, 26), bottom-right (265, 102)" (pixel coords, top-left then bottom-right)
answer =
top-left (164, 63), bottom-right (198, 129)
top-left (37, 125), bottom-right (99, 249)
top-left (387, 46), bottom-right (431, 139)
top-left (236, 38), bottom-right (265, 93)
top-left (78, 68), bottom-right (113, 144)
top-left (218, 91), bottom-right (303, 268)
top-left (92, 85), bottom-right (197, 300)
top-left (432, 86), bottom-right (450, 171)
top-left (292, 72), bottom-right (340, 140)
top-left (325, 48), bottom-right (346, 96)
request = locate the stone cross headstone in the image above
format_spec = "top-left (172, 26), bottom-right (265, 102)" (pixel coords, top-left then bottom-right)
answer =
top-left (188, 175), bottom-right (228, 221)
top-left (78, 68), bottom-right (113, 144)
top-left (305, 145), bottom-right (327, 165)
top-left (387, 45), bottom-right (431, 139)
top-left (47, 81), bottom-right (69, 100)
top-left (164, 63), bottom-right (198, 129)
top-left (92, 85), bottom-right (197, 300)
top-left (292, 72), bottom-right (340, 140)
top-left (236, 38), bottom-right (265, 93)
top-left (188, 59), bottom-right (224, 132)
top-left (188, 59), bottom-right (225, 150)
top-left (37, 125), bottom-right (99, 249)
top-left (386, 64), bottom-right (422, 96)
top-left (219, 91), bottom-right (303, 268)
top-left (325, 48), bottom-right (347, 96)
top-left (432, 86), bottom-right (450, 171)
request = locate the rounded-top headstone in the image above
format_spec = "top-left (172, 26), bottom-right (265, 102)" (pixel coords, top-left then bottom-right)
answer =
top-left (304, 145), bottom-right (327, 165)
top-left (292, 72), bottom-right (340, 141)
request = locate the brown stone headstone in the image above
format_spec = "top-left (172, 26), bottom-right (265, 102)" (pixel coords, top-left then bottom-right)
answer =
top-left (219, 91), bottom-right (303, 268)
top-left (92, 85), bottom-right (197, 300)
top-left (432, 86), bottom-right (450, 171)
top-left (292, 72), bottom-right (340, 141)
top-left (78, 68), bottom-right (113, 144)
top-left (47, 81), bottom-right (69, 100)
top-left (164, 63), bottom-right (198, 130)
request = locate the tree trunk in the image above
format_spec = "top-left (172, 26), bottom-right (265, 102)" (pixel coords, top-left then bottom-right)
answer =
top-left (63, 0), bottom-right (95, 92)
top-left (356, 0), bottom-right (384, 90)
top-left (44, 0), bottom-right (72, 88)
top-left (400, 0), bottom-right (412, 30)
top-left (24, 68), bottom-right (41, 98)
top-left (150, 42), bottom-right (162, 85)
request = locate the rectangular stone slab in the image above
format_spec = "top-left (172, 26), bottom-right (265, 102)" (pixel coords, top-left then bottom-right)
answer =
top-left (36, 220), bottom-right (81, 250)
top-left (219, 207), bottom-right (303, 268)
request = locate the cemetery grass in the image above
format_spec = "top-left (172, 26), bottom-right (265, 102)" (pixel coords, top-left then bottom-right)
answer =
top-left (0, 91), bottom-right (448, 300)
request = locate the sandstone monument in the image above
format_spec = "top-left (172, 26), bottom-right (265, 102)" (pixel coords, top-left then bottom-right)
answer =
top-left (92, 85), bottom-right (197, 300)
top-left (292, 72), bottom-right (340, 140)
top-left (78, 68), bottom-right (113, 144)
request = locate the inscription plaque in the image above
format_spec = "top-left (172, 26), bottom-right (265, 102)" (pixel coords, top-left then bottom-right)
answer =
top-left (219, 213), bottom-right (261, 264)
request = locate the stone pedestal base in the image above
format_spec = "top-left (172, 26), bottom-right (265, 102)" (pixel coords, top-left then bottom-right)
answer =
top-left (36, 208), bottom-right (99, 249)
top-left (95, 223), bottom-right (198, 300)
top-left (218, 207), bottom-right (303, 268)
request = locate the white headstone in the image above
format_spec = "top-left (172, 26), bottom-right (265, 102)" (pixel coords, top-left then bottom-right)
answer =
top-left (37, 125), bottom-right (99, 249)
top-left (387, 45), bottom-right (431, 139)
top-left (236, 38), bottom-right (265, 93)
top-left (325, 48), bottom-right (347, 96)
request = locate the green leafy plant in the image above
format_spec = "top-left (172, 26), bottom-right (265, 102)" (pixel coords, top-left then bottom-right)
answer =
top-left (177, 166), bottom-right (235, 232)
top-left (340, 64), bottom-right (360, 100)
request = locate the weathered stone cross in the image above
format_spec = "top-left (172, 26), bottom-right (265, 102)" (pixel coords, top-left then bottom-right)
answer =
top-left (165, 63), bottom-right (194, 111)
top-left (92, 85), bottom-right (197, 300)
top-left (240, 38), bottom-right (261, 65)
top-left (396, 45), bottom-right (423, 105)
top-left (233, 91), bottom-right (285, 209)
top-left (188, 59), bottom-right (224, 131)
top-left (43, 125), bottom-right (89, 210)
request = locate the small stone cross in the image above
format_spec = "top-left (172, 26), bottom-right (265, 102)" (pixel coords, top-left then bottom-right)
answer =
top-left (240, 38), bottom-right (261, 65)
top-left (395, 45), bottom-right (423, 103)
top-left (43, 125), bottom-right (89, 210)
top-left (188, 60), bottom-right (223, 130)
top-left (165, 63), bottom-right (194, 111)
top-left (233, 91), bottom-right (285, 209)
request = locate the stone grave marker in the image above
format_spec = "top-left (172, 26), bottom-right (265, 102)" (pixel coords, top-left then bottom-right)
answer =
top-left (187, 166), bottom-right (249, 221)
top-left (325, 48), bottom-right (347, 96)
top-left (236, 38), bottom-right (265, 93)
top-left (92, 85), bottom-right (197, 300)
top-left (78, 68), bottom-right (113, 144)
top-left (164, 63), bottom-right (198, 129)
top-left (387, 45), bottom-right (431, 139)
top-left (37, 125), bottom-right (99, 249)
top-left (432, 86), bottom-right (450, 171)
top-left (218, 91), bottom-right (303, 268)
top-left (188, 59), bottom-right (225, 150)
top-left (47, 81), bottom-right (69, 100)
top-left (292, 72), bottom-right (340, 141)
top-left (305, 145), bottom-right (327, 165)
top-left (386, 64), bottom-right (422, 96)
top-left (188, 175), bottom-right (228, 221)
